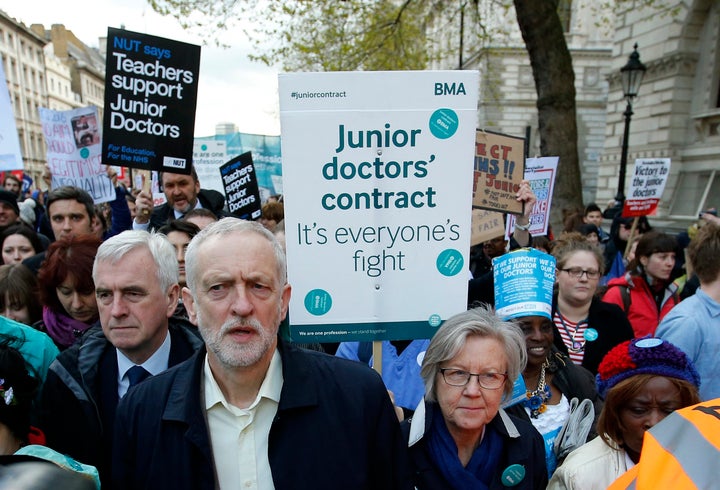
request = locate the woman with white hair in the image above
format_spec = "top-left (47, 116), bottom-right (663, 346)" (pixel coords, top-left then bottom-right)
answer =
top-left (402, 307), bottom-right (547, 489)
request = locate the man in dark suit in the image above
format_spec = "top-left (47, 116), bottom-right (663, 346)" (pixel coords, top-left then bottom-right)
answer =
top-left (39, 230), bottom-right (202, 484)
top-left (112, 219), bottom-right (410, 490)
top-left (132, 168), bottom-right (227, 231)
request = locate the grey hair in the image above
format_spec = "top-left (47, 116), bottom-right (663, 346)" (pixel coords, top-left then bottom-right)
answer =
top-left (185, 218), bottom-right (287, 294)
top-left (93, 230), bottom-right (178, 293)
top-left (421, 306), bottom-right (527, 400)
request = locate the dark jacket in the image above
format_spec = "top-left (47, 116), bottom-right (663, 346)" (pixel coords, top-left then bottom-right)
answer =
top-left (552, 295), bottom-right (634, 375)
top-left (148, 188), bottom-right (227, 231)
top-left (112, 340), bottom-right (412, 490)
top-left (39, 321), bottom-right (202, 483)
top-left (505, 349), bottom-right (603, 440)
top-left (402, 402), bottom-right (547, 490)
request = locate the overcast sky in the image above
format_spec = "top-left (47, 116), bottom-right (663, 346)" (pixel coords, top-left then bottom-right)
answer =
top-left (4, 0), bottom-right (281, 136)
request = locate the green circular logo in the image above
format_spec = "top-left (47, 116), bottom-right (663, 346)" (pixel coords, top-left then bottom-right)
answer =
top-left (429, 108), bottom-right (459, 139)
top-left (436, 249), bottom-right (464, 277)
top-left (79, 148), bottom-right (89, 159)
top-left (501, 464), bottom-right (526, 486)
top-left (201, 144), bottom-right (208, 151)
top-left (304, 289), bottom-right (332, 316)
top-left (428, 314), bottom-right (442, 327)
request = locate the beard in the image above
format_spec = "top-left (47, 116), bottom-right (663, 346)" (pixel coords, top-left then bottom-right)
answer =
top-left (197, 310), bottom-right (278, 368)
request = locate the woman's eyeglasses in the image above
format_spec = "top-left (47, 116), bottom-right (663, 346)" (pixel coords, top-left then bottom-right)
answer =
top-left (560, 268), bottom-right (600, 279)
top-left (439, 368), bottom-right (508, 389)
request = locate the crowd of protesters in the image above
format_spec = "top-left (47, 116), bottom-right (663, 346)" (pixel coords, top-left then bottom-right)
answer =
top-left (0, 167), bottom-right (718, 489)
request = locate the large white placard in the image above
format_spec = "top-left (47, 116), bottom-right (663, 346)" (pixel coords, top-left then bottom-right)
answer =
top-left (0, 63), bottom-right (23, 171)
top-left (280, 71), bottom-right (479, 342)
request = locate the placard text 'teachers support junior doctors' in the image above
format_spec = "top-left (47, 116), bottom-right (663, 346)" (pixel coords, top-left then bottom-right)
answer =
top-left (102, 28), bottom-right (200, 174)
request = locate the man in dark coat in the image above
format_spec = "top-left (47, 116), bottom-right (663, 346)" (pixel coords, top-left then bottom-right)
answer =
top-left (112, 219), bottom-right (411, 490)
top-left (132, 168), bottom-right (228, 231)
top-left (39, 230), bottom-right (203, 484)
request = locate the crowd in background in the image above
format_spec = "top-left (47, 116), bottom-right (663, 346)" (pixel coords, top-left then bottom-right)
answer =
top-left (0, 168), bottom-right (718, 489)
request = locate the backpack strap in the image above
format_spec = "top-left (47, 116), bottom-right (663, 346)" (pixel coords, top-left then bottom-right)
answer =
top-left (619, 285), bottom-right (631, 312)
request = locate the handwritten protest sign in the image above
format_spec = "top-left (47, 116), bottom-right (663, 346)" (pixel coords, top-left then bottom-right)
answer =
top-left (493, 249), bottom-right (556, 320)
top-left (471, 209), bottom-right (506, 246)
top-left (0, 62), bottom-right (23, 171)
top-left (473, 130), bottom-right (525, 214)
top-left (39, 106), bottom-right (114, 203)
top-left (220, 152), bottom-right (261, 220)
top-left (622, 158), bottom-right (671, 217)
top-left (280, 71), bottom-right (479, 342)
top-left (505, 156), bottom-right (558, 238)
top-left (193, 140), bottom-right (227, 194)
top-left (102, 28), bottom-right (200, 174)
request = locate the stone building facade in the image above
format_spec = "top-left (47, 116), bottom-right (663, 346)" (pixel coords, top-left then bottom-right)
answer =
top-left (429, 0), bottom-right (720, 231)
top-left (32, 24), bottom-right (106, 119)
top-left (0, 10), bottom-right (47, 183)
top-left (0, 9), bottom-right (105, 187)
top-left (599, 0), bottom-right (720, 231)
top-left (428, 0), bottom-right (615, 207)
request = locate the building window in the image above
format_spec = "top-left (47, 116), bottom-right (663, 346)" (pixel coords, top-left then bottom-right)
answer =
top-left (669, 170), bottom-right (720, 217)
top-left (17, 129), bottom-right (24, 155)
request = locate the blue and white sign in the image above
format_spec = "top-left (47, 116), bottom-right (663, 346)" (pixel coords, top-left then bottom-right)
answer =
top-left (494, 248), bottom-right (556, 320)
top-left (280, 70), bottom-right (479, 342)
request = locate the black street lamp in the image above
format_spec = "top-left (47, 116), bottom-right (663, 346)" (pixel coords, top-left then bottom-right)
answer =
top-left (615, 43), bottom-right (647, 204)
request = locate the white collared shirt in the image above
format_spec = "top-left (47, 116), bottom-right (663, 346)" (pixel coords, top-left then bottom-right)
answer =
top-left (173, 198), bottom-right (202, 219)
top-left (132, 199), bottom-right (203, 230)
top-left (116, 330), bottom-right (171, 398)
top-left (204, 350), bottom-right (283, 490)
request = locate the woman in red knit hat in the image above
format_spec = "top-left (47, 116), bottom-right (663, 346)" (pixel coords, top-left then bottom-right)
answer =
top-left (548, 337), bottom-right (700, 490)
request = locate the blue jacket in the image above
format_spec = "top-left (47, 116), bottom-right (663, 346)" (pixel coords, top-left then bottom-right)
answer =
top-left (112, 340), bottom-right (412, 490)
top-left (335, 339), bottom-right (429, 411)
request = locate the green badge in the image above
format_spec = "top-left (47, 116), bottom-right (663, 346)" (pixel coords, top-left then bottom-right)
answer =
top-left (304, 289), bottom-right (332, 316)
top-left (429, 108), bottom-right (459, 139)
top-left (436, 249), bottom-right (464, 277)
top-left (501, 464), bottom-right (525, 486)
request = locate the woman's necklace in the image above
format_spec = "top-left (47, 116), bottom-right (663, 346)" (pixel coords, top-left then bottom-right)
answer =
top-left (523, 358), bottom-right (551, 419)
top-left (557, 311), bottom-right (587, 353)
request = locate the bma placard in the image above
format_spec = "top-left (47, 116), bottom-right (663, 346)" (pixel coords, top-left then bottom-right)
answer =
top-left (280, 70), bottom-right (479, 342)
top-left (102, 28), bottom-right (200, 174)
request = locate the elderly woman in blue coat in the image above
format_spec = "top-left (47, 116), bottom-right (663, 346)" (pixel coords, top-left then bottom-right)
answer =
top-left (402, 307), bottom-right (547, 490)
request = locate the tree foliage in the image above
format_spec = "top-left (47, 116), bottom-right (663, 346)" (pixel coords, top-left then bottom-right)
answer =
top-left (148, 0), bottom-right (589, 224)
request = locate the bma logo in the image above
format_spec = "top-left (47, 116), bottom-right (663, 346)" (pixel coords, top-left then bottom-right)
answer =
top-left (434, 82), bottom-right (466, 95)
